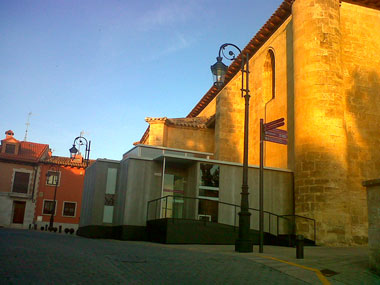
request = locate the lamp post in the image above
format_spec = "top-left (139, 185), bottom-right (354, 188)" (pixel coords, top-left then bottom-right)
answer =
top-left (69, 136), bottom-right (91, 166)
top-left (46, 165), bottom-right (59, 231)
top-left (211, 43), bottom-right (253, 252)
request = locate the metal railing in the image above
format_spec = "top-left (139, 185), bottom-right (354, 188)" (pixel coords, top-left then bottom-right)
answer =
top-left (280, 214), bottom-right (316, 243)
top-left (146, 195), bottom-right (316, 242)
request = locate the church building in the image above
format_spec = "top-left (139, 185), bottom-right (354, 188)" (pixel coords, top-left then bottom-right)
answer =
top-left (79, 0), bottom-right (380, 246)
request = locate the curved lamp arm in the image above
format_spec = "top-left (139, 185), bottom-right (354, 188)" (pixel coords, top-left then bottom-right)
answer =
top-left (218, 43), bottom-right (242, 61)
top-left (69, 136), bottom-right (91, 166)
top-left (211, 43), bottom-right (246, 90)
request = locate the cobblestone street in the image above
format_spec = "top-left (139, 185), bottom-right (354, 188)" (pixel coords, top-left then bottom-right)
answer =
top-left (0, 229), bottom-right (308, 284)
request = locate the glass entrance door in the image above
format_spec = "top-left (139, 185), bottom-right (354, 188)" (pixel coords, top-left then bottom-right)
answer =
top-left (163, 174), bottom-right (184, 219)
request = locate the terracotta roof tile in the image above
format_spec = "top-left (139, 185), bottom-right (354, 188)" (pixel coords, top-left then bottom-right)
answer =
top-left (344, 0), bottom-right (380, 10)
top-left (0, 141), bottom-right (49, 163)
top-left (43, 156), bottom-right (93, 168)
top-left (166, 117), bottom-right (210, 129)
top-left (145, 116), bottom-right (211, 129)
top-left (145, 117), bottom-right (167, 122)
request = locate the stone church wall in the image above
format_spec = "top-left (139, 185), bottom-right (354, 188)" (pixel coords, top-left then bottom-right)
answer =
top-left (214, 17), bottom-right (292, 169)
top-left (341, 2), bottom-right (380, 244)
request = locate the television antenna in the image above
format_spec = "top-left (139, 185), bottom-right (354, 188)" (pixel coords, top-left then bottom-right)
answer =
top-left (24, 112), bottom-right (32, 141)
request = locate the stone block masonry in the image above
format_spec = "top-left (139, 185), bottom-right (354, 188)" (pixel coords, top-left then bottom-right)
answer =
top-left (362, 179), bottom-right (380, 275)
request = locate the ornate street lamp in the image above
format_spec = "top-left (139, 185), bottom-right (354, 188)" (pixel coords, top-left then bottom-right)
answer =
top-left (211, 43), bottom-right (253, 252)
top-left (69, 136), bottom-right (91, 166)
top-left (46, 165), bottom-right (59, 231)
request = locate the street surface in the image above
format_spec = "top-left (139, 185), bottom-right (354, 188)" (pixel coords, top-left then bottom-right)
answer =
top-left (0, 228), bottom-right (307, 284)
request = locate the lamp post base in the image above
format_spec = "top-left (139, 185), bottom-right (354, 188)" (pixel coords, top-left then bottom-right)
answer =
top-left (235, 239), bottom-right (253, 253)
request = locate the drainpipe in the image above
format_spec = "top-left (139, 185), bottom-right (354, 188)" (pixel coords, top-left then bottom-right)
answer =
top-left (160, 157), bottom-right (166, 218)
top-left (30, 165), bottom-right (39, 229)
top-left (30, 165), bottom-right (38, 203)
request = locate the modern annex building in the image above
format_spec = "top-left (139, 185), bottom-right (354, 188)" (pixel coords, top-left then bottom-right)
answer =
top-left (79, 0), bottom-right (380, 246)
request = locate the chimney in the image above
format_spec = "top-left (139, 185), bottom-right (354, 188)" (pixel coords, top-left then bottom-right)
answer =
top-left (73, 154), bottom-right (83, 163)
top-left (5, 130), bottom-right (14, 139)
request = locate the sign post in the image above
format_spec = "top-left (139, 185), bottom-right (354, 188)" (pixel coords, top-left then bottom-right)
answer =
top-left (259, 119), bottom-right (264, 253)
top-left (259, 118), bottom-right (287, 253)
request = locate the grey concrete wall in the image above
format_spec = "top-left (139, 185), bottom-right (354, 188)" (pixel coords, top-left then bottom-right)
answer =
top-left (183, 163), bottom-right (198, 220)
top-left (218, 165), bottom-right (293, 234)
top-left (80, 160), bottom-right (120, 227)
top-left (122, 158), bottom-right (162, 226)
top-left (80, 163), bottom-right (97, 227)
top-left (81, 154), bottom-right (294, 237)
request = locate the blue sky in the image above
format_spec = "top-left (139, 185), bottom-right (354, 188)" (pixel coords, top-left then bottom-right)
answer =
top-left (0, 0), bottom-right (283, 160)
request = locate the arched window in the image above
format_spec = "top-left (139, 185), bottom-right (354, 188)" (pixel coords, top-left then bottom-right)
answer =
top-left (263, 49), bottom-right (275, 102)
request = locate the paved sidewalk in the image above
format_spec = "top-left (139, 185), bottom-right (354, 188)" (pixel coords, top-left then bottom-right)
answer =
top-left (1, 228), bottom-right (379, 284)
top-left (157, 244), bottom-right (380, 284)
top-left (0, 229), bottom-right (307, 284)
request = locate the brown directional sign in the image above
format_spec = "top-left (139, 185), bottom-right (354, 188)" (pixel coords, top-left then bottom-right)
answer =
top-left (264, 135), bottom-right (288, 145)
top-left (265, 118), bottom-right (284, 127)
top-left (265, 129), bottom-right (288, 139)
top-left (264, 118), bottom-right (285, 131)
top-left (263, 118), bottom-right (287, 145)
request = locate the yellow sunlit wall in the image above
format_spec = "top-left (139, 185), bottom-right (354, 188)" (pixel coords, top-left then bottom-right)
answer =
top-left (341, 2), bottom-right (380, 244)
top-left (165, 126), bottom-right (214, 154)
top-left (213, 17), bottom-right (291, 169)
top-left (147, 119), bottom-right (214, 154)
top-left (141, 0), bottom-right (380, 246)
top-left (292, 0), bottom-right (380, 245)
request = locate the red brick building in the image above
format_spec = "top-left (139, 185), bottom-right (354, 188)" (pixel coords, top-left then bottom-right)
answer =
top-left (0, 130), bottom-right (49, 228)
top-left (34, 156), bottom-right (88, 232)
top-left (0, 130), bottom-right (90, 232)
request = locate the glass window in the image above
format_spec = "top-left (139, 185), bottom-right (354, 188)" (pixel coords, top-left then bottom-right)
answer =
top-left (43, 200), bottom-right (56, 215)
top-left (103, 205), bottom-right (114, 223)
top-left (63, 202), bottom-right (76, 217)
top-left (198, 164), bottom-right (220, 222)
top-left (105, 168), bottom-right (117, 194)
top-left (46, 171), bottom-right (60, 186)
top-left (199, 188), bottom-right (219, 198)
top-left (12, 172), bottom-right (30, 193)
top-left (164, 174), bottom-right (184, 195)
top-left (263, 49), bottom-right (275, 101)
top-left (5, 144), bottom-right (16, 154)
top-left (200, 164), bottom-right (219, 188)
top-left (198, 200), bottom-right (218, 223)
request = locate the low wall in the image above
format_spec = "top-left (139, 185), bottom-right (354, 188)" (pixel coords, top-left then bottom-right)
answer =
top-left (362, 179), bottom-right (380, 275)
top-left (77, 225), bottom-right (148, 241)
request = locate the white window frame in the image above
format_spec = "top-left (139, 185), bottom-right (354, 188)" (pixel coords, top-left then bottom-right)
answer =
top-left (62, 201), bottom-right (77, 217)
top-left (11, 169), bottom-right (32, 194)
top-left (198, 196), bottom-right (219, 201)
top-left (199, 185), bottom-right (219, 191)
top-left (42, 199), bottom-right (57, 216)
top-left (46, 170), bottom-right (61, 187)
top-left (198, 214), bottom-right (212, 222)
